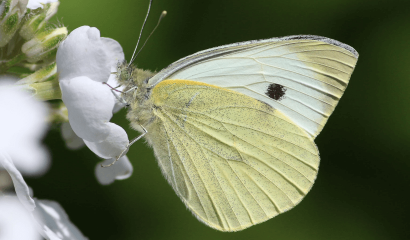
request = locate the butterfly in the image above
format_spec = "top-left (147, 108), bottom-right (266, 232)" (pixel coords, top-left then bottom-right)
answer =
top-left (115, 34), bottom-right (358, 232)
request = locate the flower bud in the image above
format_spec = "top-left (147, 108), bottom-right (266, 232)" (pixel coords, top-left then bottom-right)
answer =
top-left (0, 0), bottom-right (28, 47)
top-left (19, 2), bottom-right (59, 40)
top-left (21, 79), bottom-right (61, 100)
top-left (15, 62), bottom-right (62, 100)
top-left (16, 62), bottom-right (56, 84)
top-left (22, 26), bottom-right (67, 62)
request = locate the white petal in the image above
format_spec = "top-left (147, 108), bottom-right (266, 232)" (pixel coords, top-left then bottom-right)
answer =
top-left (27, 0), bottom-right (58, 9)
top-left (95, 156), bottom-right (133, 185)
top-left (0, 196), bottom-right (42, 240)
top-left (0, 82), bottom-right (48, 142)
top-left (83, 122), bottom-right (129, 159)
top-left (61, 122), bottom-right (85, 150)
top-left (57, 26), bottom-right (111, 82)
top-left (0, 153), bottom-right (35, 211)
top-left (60, 76), bottom-right (115, 142)
top-left (101, 37), bottom-right (125, 72)
top-left (33, 199), bottom-right (88, 240)
top-left (10, 142), bottom-right (50, 176)
top-left (0, 82), bottom-right (48, 148)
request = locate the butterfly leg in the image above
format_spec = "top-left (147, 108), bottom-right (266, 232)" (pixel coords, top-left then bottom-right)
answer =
top-left (103, 82), bottom-right (131, 107)
top-left (112, 88), bottom-right (130, 107)
top-left (101, 125), bottom-right (148, 168)
top-left (114, 86), bottom-right (138, 107)
top-left (123, 85), bottom-right (137, 94)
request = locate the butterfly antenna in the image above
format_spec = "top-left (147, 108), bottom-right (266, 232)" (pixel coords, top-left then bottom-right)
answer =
top-left (129, 0), bottom-right (153, 67)
top-left (130, 11), bottom-right (167, 64)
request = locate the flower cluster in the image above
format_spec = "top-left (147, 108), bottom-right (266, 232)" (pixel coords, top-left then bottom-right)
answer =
top-left (0, 78), bottom-right (87, 240)
top-left (0, 0), bottom-right (134, 238)
top-left (1, 0), bottom-right (138, 238)
top-left (1, 0), bottom-right (67, 102)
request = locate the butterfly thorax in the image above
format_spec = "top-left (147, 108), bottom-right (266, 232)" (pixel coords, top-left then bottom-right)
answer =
top-left (116, 62), bottom-right (156, 131)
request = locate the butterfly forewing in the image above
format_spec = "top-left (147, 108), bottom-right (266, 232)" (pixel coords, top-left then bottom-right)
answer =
top-left (145, 80), bottom-right (319, 231)
top-left (148, 36), bottom-right (358, 138)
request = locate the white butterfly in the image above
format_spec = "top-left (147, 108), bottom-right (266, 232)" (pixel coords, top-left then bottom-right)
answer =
top-left (118, 34), bottom-right (358, 231)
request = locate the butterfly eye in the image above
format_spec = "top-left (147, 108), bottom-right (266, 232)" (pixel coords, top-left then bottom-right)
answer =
top-left (265, 83), bottom-right (287, 101)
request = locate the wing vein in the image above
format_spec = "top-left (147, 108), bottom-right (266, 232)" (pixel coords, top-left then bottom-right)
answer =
top-left (161, 117), bottom-right (211, 222)
top-left (164, 108), bottom-right (317, 181)
top-left (281, 95), bottom-right (330, 117)
top-left (161, 109), bottom-right (241, 230)
top-left (253, 58), bottom-right (347, 90)
top-left (162, 104), bottom-right (309, 137)
top-left (220, 123), bottom-right (310, 196)
top-left (221, 159), bottom-right (258, 224)
top-left (267, 56), bottom-right (353, 74)
top-left (277, 48), bottom-right (355, 58)
top-left (240, 86), bottom-right (326, 126)
top-left (172, 72), bottom-right (342, 106)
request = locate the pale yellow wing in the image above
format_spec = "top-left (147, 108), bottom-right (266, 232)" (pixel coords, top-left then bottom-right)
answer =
top-left (149, 36), bottom-right (358, 138)
top-left (145, 80), bottom-right (319, 231)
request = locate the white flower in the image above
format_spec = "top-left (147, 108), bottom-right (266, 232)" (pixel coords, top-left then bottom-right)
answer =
top-left (0, 77), bottom-right (48, 213)
top-left (0, 78), bottom-right (49, 176)
top-left (0, 155), bottom-right (88, 240)
top-left (0, 79), bottom-right (87, 240)
top-left (27, 0), bottom-right (58, 9)
top-left (57, 26), bottom-right (132, 184)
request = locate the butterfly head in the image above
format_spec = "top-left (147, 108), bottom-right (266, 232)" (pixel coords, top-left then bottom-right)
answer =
top-left (115, 61), bottom-right (156, 130)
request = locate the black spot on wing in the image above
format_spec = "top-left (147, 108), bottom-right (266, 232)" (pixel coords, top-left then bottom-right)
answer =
top-left (266, 83), bottom-right (287, 101)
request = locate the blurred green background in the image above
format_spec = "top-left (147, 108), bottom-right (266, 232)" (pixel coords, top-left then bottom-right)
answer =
top-left (28, 0), bottom-right (410, 239)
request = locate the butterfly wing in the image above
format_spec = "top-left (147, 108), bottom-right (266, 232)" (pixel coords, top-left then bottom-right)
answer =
top-left (148, 35), bottom-right (358, 138)
top-left (145, 80), bottom-right (319, 231)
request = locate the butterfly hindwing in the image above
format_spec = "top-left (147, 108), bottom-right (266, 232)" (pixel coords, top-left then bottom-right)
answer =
top-left (148, 35), bottom-right (358, 138)
top-left (145, 80), bottom-right (319, 231)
